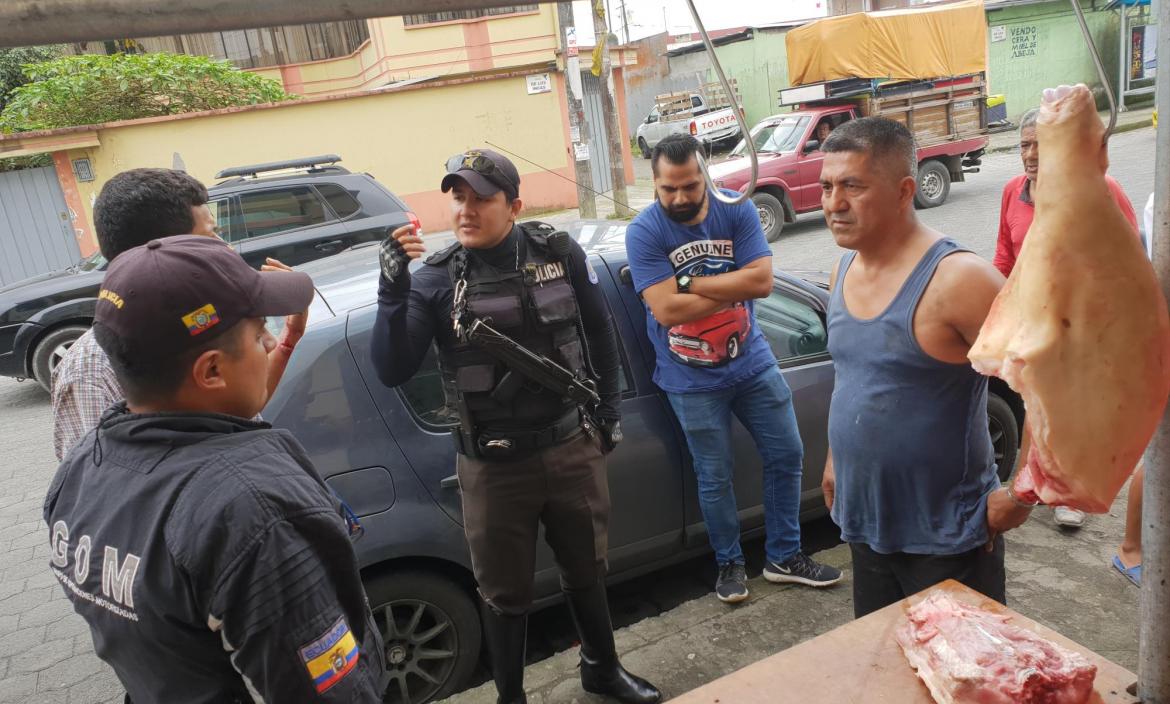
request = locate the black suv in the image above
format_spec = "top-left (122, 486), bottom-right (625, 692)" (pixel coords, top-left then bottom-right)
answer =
top-left (0, 155), bottom-right (419, 391)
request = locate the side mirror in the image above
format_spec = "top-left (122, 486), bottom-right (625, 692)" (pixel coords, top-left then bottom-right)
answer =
top-left (803, 140), bottom-right (820, 154)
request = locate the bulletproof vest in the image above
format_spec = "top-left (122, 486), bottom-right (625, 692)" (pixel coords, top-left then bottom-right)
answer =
top-left (431, 223), bottom-right (588, 428)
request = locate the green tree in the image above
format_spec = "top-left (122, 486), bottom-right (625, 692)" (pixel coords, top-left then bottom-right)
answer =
top-left (0, 52), bottom-right (294, 133)
top-left (0, 45), bottom-right (63, 113)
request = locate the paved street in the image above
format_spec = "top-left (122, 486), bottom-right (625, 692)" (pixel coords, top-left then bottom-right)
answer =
top-left (769, 126), bottom-right (1156, 274)
top-left (0, 381), bottom-right (122, 704)
top-left (0, 125), bottom-right (1158, 703)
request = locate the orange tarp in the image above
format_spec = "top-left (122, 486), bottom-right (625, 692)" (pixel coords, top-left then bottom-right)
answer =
top-left (786, 0), bottom-right (988, 86)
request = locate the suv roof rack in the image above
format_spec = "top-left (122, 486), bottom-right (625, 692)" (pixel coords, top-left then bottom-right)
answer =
top-left (215, 154), bottom-right (345, 180)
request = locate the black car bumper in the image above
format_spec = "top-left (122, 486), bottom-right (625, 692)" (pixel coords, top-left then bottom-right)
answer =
top-left (0, 322), bottom-right (34, 378)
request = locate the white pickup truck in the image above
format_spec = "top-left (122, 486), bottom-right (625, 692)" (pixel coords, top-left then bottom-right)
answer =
top-left (635, 93), bottom-right (740, 157)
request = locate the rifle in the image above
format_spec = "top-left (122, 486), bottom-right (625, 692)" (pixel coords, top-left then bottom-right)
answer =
top-left (464, 318), bottom-right (600, 407)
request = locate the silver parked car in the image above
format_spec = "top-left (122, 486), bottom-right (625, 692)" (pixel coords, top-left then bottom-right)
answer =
top-left (262, 221), bottom-right (1022, 703)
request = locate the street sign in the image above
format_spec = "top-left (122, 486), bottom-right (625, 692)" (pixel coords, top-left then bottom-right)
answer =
top-left (566, 26), bottom-right (579, 57)
top-left (526, 73), bottom-right (552, 94)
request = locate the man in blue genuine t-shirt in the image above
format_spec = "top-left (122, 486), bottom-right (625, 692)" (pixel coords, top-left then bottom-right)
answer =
top-left (626, 134), bottom-right (841, 603)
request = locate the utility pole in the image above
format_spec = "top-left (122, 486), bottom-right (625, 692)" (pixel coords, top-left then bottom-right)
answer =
top-left (556, 2), bottom-right (597, 219)
top-left (591, 0), bottom-right (634, 217)
top-left (618, 0), bottom-right (630, 45)
top-left (1141, 0), bottom-right (1170, 694)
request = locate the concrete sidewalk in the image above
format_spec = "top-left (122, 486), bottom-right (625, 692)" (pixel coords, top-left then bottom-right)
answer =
top-left (441, 487), bottom-right (1141, 703)
top-left (986, 104), bottom-right (1156, 153)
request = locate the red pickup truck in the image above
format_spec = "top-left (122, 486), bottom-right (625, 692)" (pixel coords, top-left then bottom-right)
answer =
top-left (708, 76), bottom-right (989, 242)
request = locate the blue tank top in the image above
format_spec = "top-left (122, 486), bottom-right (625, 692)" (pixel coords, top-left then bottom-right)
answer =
top-left (827, 238), bottom-right (1000, 555)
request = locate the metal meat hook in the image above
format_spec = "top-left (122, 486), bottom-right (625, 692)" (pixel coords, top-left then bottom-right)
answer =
top-left (1069, 0), bottom-right (1118, 141)
top-left (682, 0), bottom-right (758, 204)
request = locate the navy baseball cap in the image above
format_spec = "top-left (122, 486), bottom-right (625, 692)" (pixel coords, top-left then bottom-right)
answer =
top-left (95, 235), bottom-right (314, 355)
top-left (441, 149), bottom-right (520, 201)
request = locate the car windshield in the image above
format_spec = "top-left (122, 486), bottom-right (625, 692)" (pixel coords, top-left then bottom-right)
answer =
top-left (730, 116), bottom-right (810, 157)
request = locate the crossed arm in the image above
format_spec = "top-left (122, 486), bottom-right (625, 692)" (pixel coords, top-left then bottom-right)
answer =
top-left (641, 256), bottom-right (773, 327)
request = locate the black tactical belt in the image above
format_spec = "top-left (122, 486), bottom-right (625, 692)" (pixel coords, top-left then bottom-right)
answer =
top-left (454, 408), bottom-right (583, 459)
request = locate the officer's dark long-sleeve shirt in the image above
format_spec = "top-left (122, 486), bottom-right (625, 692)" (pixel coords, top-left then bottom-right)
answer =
top-left (43, 409), bottom-right (386, 703)
top-left (371, 226), bottom-right (622, 420)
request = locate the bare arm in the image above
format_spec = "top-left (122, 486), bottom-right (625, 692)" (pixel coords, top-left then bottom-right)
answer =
top-left (687, 257), bottom-right (774, 303)
top-left (822, 258), bottom-right (840, 510)
top-left (821, 448), bottom-right (834, 509)
top-left (261, 258), bottom-right (309, 398)
top-left (940, 253), bottom-right (1006, 349)
top-left (933, 253), bottom-right (1034, 534)
top-left (641, 277), bottom-right (728, 328)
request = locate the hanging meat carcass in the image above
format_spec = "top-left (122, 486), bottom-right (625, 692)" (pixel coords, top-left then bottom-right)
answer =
top-left (968, 83), bottom-right (1170, 512)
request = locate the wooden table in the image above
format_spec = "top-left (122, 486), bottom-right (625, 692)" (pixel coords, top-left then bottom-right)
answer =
top-left (670, 580), bottom-right (1140, 703)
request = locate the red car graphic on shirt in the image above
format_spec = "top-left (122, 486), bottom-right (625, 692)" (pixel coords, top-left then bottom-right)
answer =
top-left (667, 303), bottom-right (751, 367)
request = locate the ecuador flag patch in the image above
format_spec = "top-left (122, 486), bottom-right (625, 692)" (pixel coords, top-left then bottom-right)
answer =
top-left (181, 303), bottom-right (220, 336)
top-left (300, 617), bottom-right (360, 693)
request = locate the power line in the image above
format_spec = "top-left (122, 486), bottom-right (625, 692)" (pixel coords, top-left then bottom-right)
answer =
top-left (484, 140), bottom-right (643, 213)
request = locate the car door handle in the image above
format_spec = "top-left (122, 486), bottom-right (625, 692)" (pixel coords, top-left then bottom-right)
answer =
top-left (440, 475), bottom-right (460, 490)
top-left (314, 239), bottom-right (344, 250)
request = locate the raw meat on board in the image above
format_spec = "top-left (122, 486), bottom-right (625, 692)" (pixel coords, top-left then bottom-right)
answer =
top-left (897, 591), bottom-right (1096, 704)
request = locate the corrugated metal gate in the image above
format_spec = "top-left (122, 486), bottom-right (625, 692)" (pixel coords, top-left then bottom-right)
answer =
top-left (581, 72), bottom-right (614, 197)
top-left (0, 166), bottom-right (78, 287)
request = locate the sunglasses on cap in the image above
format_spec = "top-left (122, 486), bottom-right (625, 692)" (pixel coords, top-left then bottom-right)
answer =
top-left (445, 151), bottom-right (517, 191)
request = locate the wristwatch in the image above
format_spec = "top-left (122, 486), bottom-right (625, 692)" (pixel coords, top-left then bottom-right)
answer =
top-left (677, 274), bottom-right (692, 294)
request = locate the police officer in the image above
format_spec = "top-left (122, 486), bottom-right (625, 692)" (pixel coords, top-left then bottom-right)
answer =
top-left (43, 235), bottom-right (387, 702)
top-left (371, 150), bottom-right (660, 704)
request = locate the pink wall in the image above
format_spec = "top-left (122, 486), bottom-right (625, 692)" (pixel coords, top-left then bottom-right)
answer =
top-left (52, 153), bottom-right (96, 256)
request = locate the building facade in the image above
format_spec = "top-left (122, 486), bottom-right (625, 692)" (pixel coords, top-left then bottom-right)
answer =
top-left (4, 6), bottom-right (637, 259)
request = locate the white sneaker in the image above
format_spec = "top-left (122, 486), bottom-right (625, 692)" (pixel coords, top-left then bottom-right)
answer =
top-left (1054, 506), bottom-right (1086, 528)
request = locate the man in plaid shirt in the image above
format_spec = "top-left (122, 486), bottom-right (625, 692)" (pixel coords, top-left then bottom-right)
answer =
top-left (52, 168), bottom-right (306, 460)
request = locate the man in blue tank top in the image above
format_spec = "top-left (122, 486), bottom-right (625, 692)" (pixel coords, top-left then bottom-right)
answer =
top-left (626, 134), bottom-right (841, 604)
top-left (818, 118), bottom-right (1034, 618)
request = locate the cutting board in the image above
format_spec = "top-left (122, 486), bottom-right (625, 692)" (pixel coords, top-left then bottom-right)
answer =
top-left (669, 579), bottom-right (1140, 703)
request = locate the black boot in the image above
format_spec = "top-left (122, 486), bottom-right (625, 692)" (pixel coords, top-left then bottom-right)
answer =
top-left (480, 605), bottom-right (528, 704)
top-left (565, 583), bottom-right (662, 704)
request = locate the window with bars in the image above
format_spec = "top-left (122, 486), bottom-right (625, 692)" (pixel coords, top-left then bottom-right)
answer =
top-left (402, 5), bottom-right (539, 27)
top-left (68, 20), bottom-right (370, 69)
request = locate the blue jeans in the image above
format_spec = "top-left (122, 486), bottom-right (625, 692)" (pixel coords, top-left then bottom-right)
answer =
top-left (667, 366), bottom-right (804, 566)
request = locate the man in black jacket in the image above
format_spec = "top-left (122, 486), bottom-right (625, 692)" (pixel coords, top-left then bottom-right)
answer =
top-left (44, 235), bottom-right (387, 703)
top-left (371, 149), bottom-right (659, 704)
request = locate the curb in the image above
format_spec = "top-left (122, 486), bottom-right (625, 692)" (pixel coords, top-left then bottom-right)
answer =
top-left (985, 119), bottom-right (1152, 154)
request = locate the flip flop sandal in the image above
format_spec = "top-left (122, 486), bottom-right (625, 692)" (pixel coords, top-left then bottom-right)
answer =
top-left (1112, 555), bottom-right (1141, 587)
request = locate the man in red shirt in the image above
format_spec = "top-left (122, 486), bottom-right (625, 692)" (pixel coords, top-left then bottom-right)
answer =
top-left (995, 108), bottom-right (1138, 277)
top-left (994, 107), bottom-right (1139, 529)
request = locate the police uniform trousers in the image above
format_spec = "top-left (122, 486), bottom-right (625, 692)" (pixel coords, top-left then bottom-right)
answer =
top-left (456, 429), bottom-right (610, 616)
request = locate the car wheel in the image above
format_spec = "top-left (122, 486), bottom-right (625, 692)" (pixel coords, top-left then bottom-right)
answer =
top-left (751, 192), bottom-right (785, 243)
top-left (31, 324), bottom-right (89, 393)
top-left (726, 335), bottom-right (740, 360)
top-left (914, 160), bottom-right (951, 209)
top-left (987, 393), bottom-right (1019, 483)
top-left (638, 138), bottom-right (651, 160)
top-left (365, 570), bottom-right (481, 704)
